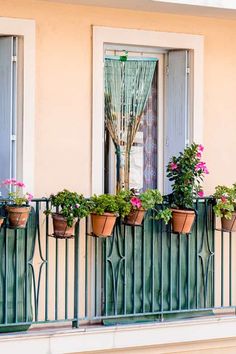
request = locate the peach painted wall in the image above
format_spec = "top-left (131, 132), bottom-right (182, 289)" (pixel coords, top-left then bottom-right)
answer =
top-left (0, 0), bottom-right (236, 196)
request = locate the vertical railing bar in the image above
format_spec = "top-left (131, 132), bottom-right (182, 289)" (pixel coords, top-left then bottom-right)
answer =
top-left (212, 201), bottom-right (215, 308)
top-left (65, 238), bottom-right (69, 319)
top-left (104, 237), bottom-right (108, 317)
top-left (45, 200), bottom-right (49, 321)
top-left (95, 236), bottom-right (98, 317)
top-left (4, 225), bottom-right (8, 324)
top-left (85, 217), bottom-right (88, 318)
top-left (73, 221), bottom-right (80, 328)
top-left (133, 226), bottom-right (136, 314)
top-left (24, 226), bottom-right (29, 322)
top-left (195, 199), bottom-right (199, 309)
top-left (160, 218), bottom-right (163, 314)
top-left (187, 233), bottom-right (190, 309)
top-left (55, 237), bottom-right (59, 320)
top-left (229, 231), bottom-right (232, 307)
top-left (221, 230), bottom-right (224, 307)
top-left (178, 233), bottom-right (181, 310)
top-left (169, 227), bottom-right (172, 311)
top-left (142, 222), bottom-right (145, 313)
top-left (151, 211), bottom-right (155, 312)
top-left (15, 229), bottom-right (18, 323)
top-left (123, 225), bottom-right (127, 315)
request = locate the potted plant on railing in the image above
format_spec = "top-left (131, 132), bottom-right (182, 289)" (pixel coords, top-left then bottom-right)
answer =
top-left (123, 189), bottom-right (172, 226)
top-left (46, 189), bottom-right (89, 238)
top-left (213, 184), bottom-right (236, 232)
top-left (89, 193), bottom-right (131, 237)
top-left (167, 143), bottom-right (208, 234)
top-left (1, 179), bottom-right (33, 228)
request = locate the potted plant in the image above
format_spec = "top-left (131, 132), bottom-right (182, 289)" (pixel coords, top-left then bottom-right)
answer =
top-left (123, 189), bottom-right (171, 226)
top-left (167, 143), bottom-right (208, 234)
top-left (89, 193), bottom-right (131, 237)
top-left (46, 189), bottom-right (89, 238)
top-left (213, 184), bottom-right (236, 232)
top-left (1, 179), bottom-right (33, 228)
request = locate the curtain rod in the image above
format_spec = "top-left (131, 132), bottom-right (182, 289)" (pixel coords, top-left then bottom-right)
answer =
top-left (105, 55), bottom-right (158, 62)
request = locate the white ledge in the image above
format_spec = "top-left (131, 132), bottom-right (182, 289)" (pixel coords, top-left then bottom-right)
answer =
top-left (1, 316), bottom-right (236, 353)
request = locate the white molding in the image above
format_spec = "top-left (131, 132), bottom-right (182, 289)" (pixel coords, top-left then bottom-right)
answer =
top-left (1, 317), bottom-right (236, 353)
top-left (0, 17), bottom-right (35, 193)
top-left (92, 26), bottom-right (204, 194)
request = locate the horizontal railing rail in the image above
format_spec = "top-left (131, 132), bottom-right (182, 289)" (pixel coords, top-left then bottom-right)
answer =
top-left (0, 197), bottom-right (235, 331)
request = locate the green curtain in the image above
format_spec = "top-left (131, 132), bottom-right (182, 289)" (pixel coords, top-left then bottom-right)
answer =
top-left (104, 59), bottom-right (156, 192)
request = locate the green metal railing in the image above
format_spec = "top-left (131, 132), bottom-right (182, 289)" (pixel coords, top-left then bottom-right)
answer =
top-left (0, 197), bottom-right (235, 331)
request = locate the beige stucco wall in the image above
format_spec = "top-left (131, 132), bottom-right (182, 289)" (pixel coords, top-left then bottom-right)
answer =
top-left (0, 0), bottom-right (236, 196)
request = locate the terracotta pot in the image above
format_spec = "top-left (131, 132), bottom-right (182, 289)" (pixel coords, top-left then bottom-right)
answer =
top-left (171, 208), bottom-right (196, 234)
top-left (125, 208), bottom-right (146, 226)
top-left (91, 212), bottom-right (117, 237)
top-left (6, 205), bottom-right (31, 229)
top-left (221, 212), bottom-right (236, 232)
top-left (52, 213), bottom-right (76, 238)
top-left (0, 217), bottom-right (4, 228)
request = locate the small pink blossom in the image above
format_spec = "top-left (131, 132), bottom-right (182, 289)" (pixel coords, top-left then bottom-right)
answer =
top-left (130, 196), bottom-right (142, 209)
top-left (15, 181), bottom-right (25, 188)
top-left (221, 196), bottom-right (227, 203)
top-left (196, 152), bottom-right (202, 159)
top-left (198, 144), bottom-right (204, 153)
top-left (195, 161), bottom-right (209, 174)
top-left (26, 193), bottom-right (33, 201)
top-left (75, 203), bottom-right (80, 208)
top-left (197, 190), bottom-right (204, 197)
top-left (170, 162), bottom-right (178, 171)
top-left (2, 179), bottom-right (12, 185)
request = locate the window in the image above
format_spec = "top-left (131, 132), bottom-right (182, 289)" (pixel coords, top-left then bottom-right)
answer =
top-left (0, 36), bottom-right (23, 194)
top-left (103, 46), bottom-right (192, 194)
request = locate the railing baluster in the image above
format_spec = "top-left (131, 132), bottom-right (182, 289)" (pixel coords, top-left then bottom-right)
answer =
top-left (160, 218), bottom-right (163, 316)
top-left (4, 226), bottom-right (8, 324)
top-left (24, 227), bottom-right (29, 322)
top-left (15, 229), bottom-right (18, 323)
top-left (73, 221), bottom-right (80, 328)
top-left (195, 199), bottom-right (199, 309)
top-left (221, 230), bottom-right (224, 307)
top-left (95, 237), bottom-right (98, 317)
top-left (65, 238), bottom-right (69, 319)
top-left (85, 218), bottom-right (88, 319)
top-left (55, 237), bottom-right (58, 320)
top-left (178, 233), bottom-right (181, 310)
top-left (142, 221), bottom-right (145, 313)
top-left (169, 227), bottom-right (172, 311)
top-left (229, 231), bottom-right (232, 307)
top-left (187, 233), bottom-right (190, 309)
top-left (45, 200), bottom-right (49, 321)
top-left (151, 210), bottom-right (154, 312)
top-left (123, 225), bottom-right (127, 315)
top-left (133, 226), bottom-right (136, 314)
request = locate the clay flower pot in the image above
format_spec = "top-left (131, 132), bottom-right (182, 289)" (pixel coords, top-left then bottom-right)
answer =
top-left (221, 212), bottom-right (236, 232)
top-left (91, 212), bottom-right (117, 237)
top-left (171, 208), bottom-right (196, 234)
top-left (52, 213), bottom-right (76, 238)
top-left (125, 208), bottom-right (146, 226)
top-left (6, 205), bottom-right (31, 229)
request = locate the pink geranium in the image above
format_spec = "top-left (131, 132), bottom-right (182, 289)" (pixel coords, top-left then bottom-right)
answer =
top-left (170, 162), bottom-right (178, 171)
top-left (195, 161), bottom-right (209, 174)
top-left (15, 181), bottom-right (25, 188)
top-left (130, 196), bottom-right (142, 209)
top-left (221, 196), bottom-right (227, 203)
top-left (198, 144), bottom-right (204, 153)
top-left (197, 190), bottom-right (204, 198)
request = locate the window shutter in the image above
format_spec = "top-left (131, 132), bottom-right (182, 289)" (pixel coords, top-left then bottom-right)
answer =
top-left (0, 37), bottom-right (17, 196)
top-left (164, 50), bottom-right (190, 194)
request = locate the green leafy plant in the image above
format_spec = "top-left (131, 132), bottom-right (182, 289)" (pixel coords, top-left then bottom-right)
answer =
top-left (89, 193), bottom-right (131, 218)
top-left (120, 189), bottom-right (171, 224)
top-left (0, 179), bottom-right (33, 206)
top-left (167, 143), bottom-right (208, 210)
top-left (46, 189), bottom-right (89, 227)
top-left (213, 184), bottom-right (236, 219)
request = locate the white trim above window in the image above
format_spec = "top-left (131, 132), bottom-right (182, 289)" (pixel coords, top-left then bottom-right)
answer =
top-left (0, 17), bottom-right (35, 193)
top-left (92, 26), bottom-right (204, 194)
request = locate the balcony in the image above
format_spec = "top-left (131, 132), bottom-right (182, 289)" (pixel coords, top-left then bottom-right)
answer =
top-left (0, 197), bottom-right (235, 352)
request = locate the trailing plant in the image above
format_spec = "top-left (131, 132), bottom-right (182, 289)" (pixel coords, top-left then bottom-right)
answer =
top-left (213, 184), bottom-right (236, 219)
top-left (89, 193), bottom-right (131, 218)
top-left (46, 189), bottom-right (89, 227)
top-left (0, 179), bottom-right (33, 206)
top-left (167, 143), bottom-right (208, 210)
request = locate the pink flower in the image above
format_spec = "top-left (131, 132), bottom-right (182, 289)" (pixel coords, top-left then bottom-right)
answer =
top-left (15, 181), bottom-right (25, 188)
top-left (26, 193), bottom-right (33, 201)
top-left (170, 162), bottom-right (178, 171)
top-left (196, 152), bottom-right (202, 159)
top-left (198, 144), bottom-right (204, 153)
top-left (221, 196), bottom-right (227, 203)
top-left (195, 161), bottom-right (209, 174)
top-left (130, 196), bottom-right (142, 209)
top-left (75, 203), bottom-right (80, 208)
top-left (197, 190), bottom-right (204, 197)
top-left (2, 179), bottom-right (12, 185)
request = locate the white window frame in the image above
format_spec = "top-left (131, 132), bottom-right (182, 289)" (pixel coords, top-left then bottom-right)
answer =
top-left (92, 26), bottom-right (204, 194)
top-left (0, 17), bottom-right (35, 193)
